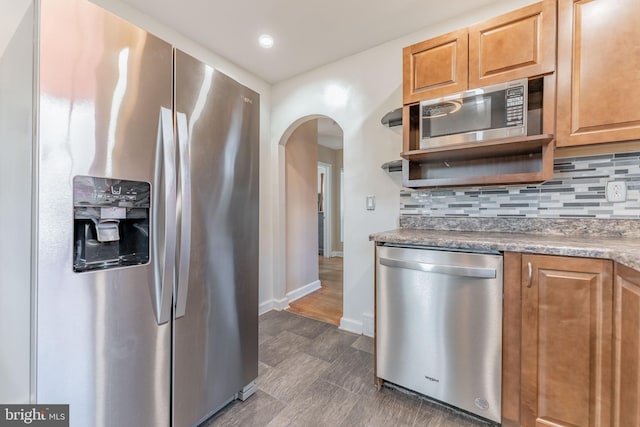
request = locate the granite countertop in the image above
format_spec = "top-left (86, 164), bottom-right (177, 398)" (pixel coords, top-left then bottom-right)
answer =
top-left (370, 218), bottom-right (640, 271)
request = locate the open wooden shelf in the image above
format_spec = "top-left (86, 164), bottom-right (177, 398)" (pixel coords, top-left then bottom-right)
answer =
top-left (401, 134), bottom-right (553, 162)
top-left (402, 134), bottom-right (555, 188)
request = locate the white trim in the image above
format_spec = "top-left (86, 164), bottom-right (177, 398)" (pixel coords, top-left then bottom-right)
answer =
top-left (330, 251), bottom-right (343, 258)
top-left (339, 316), bottom-right (363, 335)
top-left (274, 297), bottom-right (289, 310)
top-left (258, 300), bottom-right (273, 315)
top-left (258, 297), bottom-right (290, 315)
top-left (259, 280), bottom-right (320, 316)
top-left (318, 162), bottom-right (332, 258)
top-left (340, 168), bottom-right (344, 243)
top-left (362, 314), bottom-right (374, 338)
top-left (275, 144), bottom-right (287, 310)
top-left (339, 313), bottom-right (374, 336)
top-left (286, 280), bottom-right (321, 303)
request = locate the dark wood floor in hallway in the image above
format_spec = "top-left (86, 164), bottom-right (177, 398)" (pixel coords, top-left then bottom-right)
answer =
top-left (287, 256), bottom-right (343, 325)
top-left (204, 310), bottom-right (490, 427)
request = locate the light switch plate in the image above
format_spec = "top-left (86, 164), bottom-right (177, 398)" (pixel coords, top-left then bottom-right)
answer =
top-left (366, 195), bottom-right (376, 210)
top-left (606, 181), bottom-right (627, 202)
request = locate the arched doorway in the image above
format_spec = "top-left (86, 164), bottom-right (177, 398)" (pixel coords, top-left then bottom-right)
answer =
top-left (278, 116), bottom-right (344, 325)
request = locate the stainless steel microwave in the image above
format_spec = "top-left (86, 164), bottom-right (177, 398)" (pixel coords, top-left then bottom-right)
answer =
top-left (419, 78), bottom-right (528, 149)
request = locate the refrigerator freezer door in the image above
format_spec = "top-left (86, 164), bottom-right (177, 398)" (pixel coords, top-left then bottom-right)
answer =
top-left (37, 1), bottom-right (173, 425)
top-left (173, 50), bottom-right (260, 427)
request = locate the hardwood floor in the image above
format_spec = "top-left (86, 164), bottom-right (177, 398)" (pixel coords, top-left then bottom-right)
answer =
top-left (287, 256), bottom-right (343, 326)
top-left (204, 311), bottom-right (491, 427)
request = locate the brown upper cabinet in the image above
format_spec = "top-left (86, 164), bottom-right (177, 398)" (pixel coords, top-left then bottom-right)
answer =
top-left (468, 0), bottom-right (556, 88)
top-left (403, 29), bottom-right (468, 104)
top-left (556, 0), bottom-right (640, 147)
top-left (403, 0), bottom-right (556, 105)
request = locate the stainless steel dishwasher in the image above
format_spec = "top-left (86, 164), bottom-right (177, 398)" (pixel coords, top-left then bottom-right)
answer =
top-left (376, 244), bottom-right (503, 423)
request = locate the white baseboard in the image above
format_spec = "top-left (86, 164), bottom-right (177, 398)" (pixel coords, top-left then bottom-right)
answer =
top-left (274, 297), bottom-right (289, 310)
top-left (339, 314), bottom-right (374, 337)
top-left (362, 313), bottom-right (374, 337)
top-left (286, 280), bottom-right (321, 303)
top-left (339, 317), bottom-right (363, 335)
top-left (258, 300), bottom-right (273, 315)
top-left (331, 251), bottom-right (343, 257)
top-left (258, 297), bottom-right (290, 315)
top-left (259, 280), bottom-right (320, 316)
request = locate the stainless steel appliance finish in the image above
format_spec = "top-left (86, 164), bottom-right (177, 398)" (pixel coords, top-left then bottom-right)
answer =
top-left (376, 245), bottom-right (503, 423)
top-left (37, 3), bottom-right (173, 425)
top-left (0, 0), bottom-right (259, 425)
top-left (172, 50), bottom-right (259, 427)
top-left (419, 78), bottom-right (528, 149)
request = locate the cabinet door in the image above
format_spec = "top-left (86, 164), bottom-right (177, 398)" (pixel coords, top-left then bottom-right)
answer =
top-left (402, 28), bottom-right (468, 104)
top-left (468, 0), bottom-right (556, 88)
top-left (556, 0), bottom-right (640, 147)
top-left (613, 263), bottom-right (640, 427)
top-left (521, 255), bottom-right (612, 427)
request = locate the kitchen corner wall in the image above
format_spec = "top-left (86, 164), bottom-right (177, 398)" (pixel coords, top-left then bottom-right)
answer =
top-left (401, 150), bottom-right (640, 218)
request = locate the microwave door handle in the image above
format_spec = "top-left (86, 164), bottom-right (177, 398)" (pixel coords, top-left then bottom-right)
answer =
top-left (379, 257), bottom-right (496, 279)
top-left (152, 107), bottom-right (177, 325)
top-left (175, 112), bottom-right (191, 319)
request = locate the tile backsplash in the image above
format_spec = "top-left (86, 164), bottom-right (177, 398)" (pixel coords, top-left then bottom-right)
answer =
top-left (400, 151), bottom-right (640, 219)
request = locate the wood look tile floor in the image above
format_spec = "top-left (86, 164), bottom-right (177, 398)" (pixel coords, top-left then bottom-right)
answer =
top-left (204, 310), bottom-right (492, 427)
top-left (287, 256), bottom-right (343, 326)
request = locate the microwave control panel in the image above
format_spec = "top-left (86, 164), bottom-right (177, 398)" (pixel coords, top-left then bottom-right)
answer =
top-left (505, 86), bottom-right (525, 127)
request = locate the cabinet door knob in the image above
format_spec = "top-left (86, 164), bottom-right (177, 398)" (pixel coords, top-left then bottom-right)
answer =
top-left (527, 262), bottom-right (533, 288)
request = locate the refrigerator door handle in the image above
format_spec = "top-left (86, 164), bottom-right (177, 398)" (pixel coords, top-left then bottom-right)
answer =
top-left (153, 107), bottom-right (177, 325)
top-left (175, 112), bottom-right (191, 318)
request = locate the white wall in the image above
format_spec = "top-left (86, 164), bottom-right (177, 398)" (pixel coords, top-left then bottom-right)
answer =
top-left (0, 1), bottom-right (34, 403)
top-left (0, 0), bottom-right (31, 58)
top-left (270, 0), bottom-right (539, 335)
top-left (285, 120), bottom-right (319, 294)
top-left (92, 0), bottom-right (276, 307)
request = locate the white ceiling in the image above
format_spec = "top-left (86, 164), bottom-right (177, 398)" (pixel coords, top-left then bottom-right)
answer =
top-left (117, 0), bottom-right (502, 84)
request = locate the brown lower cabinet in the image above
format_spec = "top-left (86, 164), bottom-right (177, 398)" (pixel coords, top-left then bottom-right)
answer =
top-left (503, 253), bottom-right (640, 427)
top-left (613, 263), bottom-right (640, 426)
top-left (521, 254), bottom-right (613, 427)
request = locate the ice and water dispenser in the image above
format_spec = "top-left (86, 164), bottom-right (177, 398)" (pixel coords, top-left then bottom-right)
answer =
top-left (73, 176), bottom-right (150, 272)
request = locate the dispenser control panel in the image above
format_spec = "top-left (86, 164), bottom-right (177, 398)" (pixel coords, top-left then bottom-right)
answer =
top-left (73, 176), bottom-right (150, 209)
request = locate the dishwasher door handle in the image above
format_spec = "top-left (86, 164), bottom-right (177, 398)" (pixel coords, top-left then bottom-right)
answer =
top-left (380, 257), bottom-right (497, 279)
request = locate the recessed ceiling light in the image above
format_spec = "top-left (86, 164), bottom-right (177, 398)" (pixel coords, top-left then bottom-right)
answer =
top-left (258, 34), bottom-right (274, 49)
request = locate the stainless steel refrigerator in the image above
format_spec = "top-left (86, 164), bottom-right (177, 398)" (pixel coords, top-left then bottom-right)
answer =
top-left (0, 0), bottom-right (259, 426)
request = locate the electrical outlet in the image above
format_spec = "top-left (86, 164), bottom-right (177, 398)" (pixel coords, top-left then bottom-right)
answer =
top-left (606, 181), bottom-right (627, 202)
